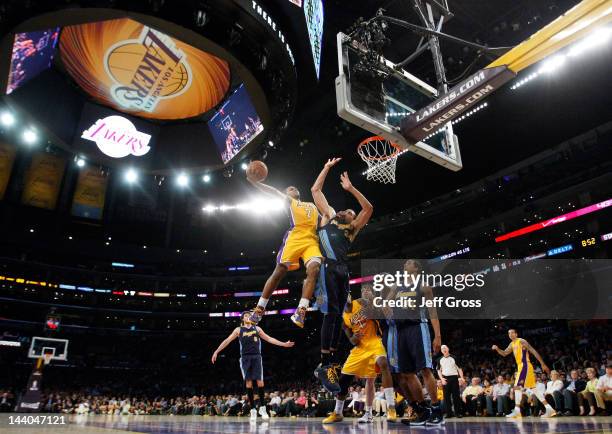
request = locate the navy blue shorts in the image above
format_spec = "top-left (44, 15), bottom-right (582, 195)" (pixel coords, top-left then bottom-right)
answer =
top-left (240, 355), bottom-right (263, 381)
top-left (315, 261), bottom-right (350, 314)
top-left (384, 322), bottom-right (433, 374)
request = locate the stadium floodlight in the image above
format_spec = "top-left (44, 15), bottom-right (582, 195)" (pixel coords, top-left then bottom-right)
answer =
top-left (76, 158), bottom-right (85, 167)
top-left (125, 168), bottom-right (138, 184)
top-left (176, 173), bottom-right (189, 187)
top-left (202, 174), bottom-right (211, 183)
top-left (0, 111), bottom-right (15, 127)
top-left (241, 162), bottom-right (248, 170)
top-left (22, 129), bottom-right (38, 145)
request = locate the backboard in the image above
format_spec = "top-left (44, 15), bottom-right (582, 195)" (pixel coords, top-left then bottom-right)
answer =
top-left (335, 32), bottom-right (462, 172)
top-left (28, 336), bottom-right (69, 361)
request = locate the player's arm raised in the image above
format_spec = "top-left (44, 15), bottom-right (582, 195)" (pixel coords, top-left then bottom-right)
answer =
top-left (520, 339), bottom-right (550, 373)
top-left (311, 158), bottom-right (341, 222)
top-left (211, 327), bottom-right (240, 363)
top-left (340, 172), bottom-right (373, 235)
top-left (422, 285), bottom-right (441, 353)
top-left (491, 342), bottom-right (513, 357)
top-left (247, 176), bottom-right (288, 201)
top-left (256, 326), bottom-right (295, 348)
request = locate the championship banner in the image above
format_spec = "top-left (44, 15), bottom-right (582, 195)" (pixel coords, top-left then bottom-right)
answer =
top-left (59, 18), bottom-right (230, 121)
top-left (21, 153), bottom-right (66, 210)
top-left (0, 140), bottom-right (16, 199)
top-left (71, 166), bottom-right (108, 219)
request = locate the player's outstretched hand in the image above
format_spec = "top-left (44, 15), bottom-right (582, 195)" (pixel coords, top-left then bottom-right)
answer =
top-left (324, 157), bottom-right (342, 169)
top-left (283, 341), bottom-right (295, 348)
top-left (340, 172), bottom-right (353, 190)
top-left (491, 345), bottom-right (498, 351)
top-left (211, 352), bottom-right (218, 364)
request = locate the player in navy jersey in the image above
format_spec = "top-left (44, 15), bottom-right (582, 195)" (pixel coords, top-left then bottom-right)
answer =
top-left (381, 259), bottom-right (443, 426)
top-left (310, 158), bottom-right (373, 392)
top-left (212, 311), bottom-right (294, 421)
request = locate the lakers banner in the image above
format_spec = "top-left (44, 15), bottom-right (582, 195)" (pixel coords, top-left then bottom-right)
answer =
top-left (59, 18), bottom-right (230, 120)
top-left (0, 141), bottom-right (16, 199)
top-left (21, 153), bottom-right (66, 210)
top-left (72, 167), bottom-right (108, 219)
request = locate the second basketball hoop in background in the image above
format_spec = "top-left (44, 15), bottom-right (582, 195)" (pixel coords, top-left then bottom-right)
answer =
top-left (357, 136), bottom-right (402, 184)
top-left (247, 160), bottom-right (268, 182)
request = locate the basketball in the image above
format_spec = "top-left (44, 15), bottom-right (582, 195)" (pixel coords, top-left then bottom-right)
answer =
top-left (247, 160), bottom-right (268, 182)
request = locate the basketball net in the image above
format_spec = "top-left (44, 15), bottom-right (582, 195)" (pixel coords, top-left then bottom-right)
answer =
top-left (357, 136), bottom-right (402, 184)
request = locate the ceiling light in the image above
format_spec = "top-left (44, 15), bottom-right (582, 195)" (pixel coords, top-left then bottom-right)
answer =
top-left (22, 129), bottom-right (38, 145)
top-left (1, 111), bottom-right (15, 127)
top-left (177, 173), bottom-right (189, 187)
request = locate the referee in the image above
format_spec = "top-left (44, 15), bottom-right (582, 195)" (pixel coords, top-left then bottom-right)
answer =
top-left (436, 344), bottom-right (466, 418)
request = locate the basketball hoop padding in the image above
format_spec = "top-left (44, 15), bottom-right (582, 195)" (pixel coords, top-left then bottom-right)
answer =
top-left (357, 136), bottom-right (402, 184)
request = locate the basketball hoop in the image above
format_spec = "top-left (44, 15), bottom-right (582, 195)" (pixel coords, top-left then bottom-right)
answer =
top-left (357, 136), bottom-right (403, 184)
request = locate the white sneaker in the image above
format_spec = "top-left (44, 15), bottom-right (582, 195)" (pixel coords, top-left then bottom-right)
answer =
top-left (358, 412), bottom-right (374, 423)
top-left (506, 408), bottom-right (522, 418)
top-left (250, 408), bottom-right (257, 422)
top-left (540, 408), bottom-right (556, 418)
top-left (258, 406), bottom-right (270, 420)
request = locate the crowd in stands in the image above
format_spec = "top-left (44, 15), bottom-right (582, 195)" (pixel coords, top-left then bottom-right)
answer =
top-left (1, 321), bottom-right (610, 418)
top-left (450, 366), bottom-right (612, 417)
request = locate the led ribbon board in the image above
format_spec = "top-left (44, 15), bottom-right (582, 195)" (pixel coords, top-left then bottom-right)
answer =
top-left (495, 198), bottom-right (612, 243)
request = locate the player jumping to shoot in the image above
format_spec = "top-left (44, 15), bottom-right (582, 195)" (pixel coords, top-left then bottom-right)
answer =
top-left (492, 328), bottom-right (552, 418)
top-left (212, 311), bottom-right (294, 421)
top-left (246, 174), bottom-right (323, 328)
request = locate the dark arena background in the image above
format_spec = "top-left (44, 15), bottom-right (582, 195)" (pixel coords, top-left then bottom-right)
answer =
top-left (0, 0), bottom-right (611, 433)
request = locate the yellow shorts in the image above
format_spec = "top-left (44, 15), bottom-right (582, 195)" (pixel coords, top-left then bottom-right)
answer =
top-left (341, 340), bottom-right (387, 379)
top-left (515, 363), bottom-right (536, 389)
top-left (276, 228), bottom-right (322, 271)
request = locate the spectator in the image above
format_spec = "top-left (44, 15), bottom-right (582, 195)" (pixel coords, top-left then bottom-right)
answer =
top-left (462, 377), bottom-right (485, 416)
top-left (486, 375), bottom-right (510, 416)
top-left (295, 390), bottom-right (307, 415)
top-left (0, 391), bottom-right (14, 412)
top-left (559, 369), bottom-right (586, 415)
top-left (595, 364), bottom-right (612, 414)
top-left (579, 367), bottom-right (599, 416)
top-left (373, 386), bottom-right (387, 416)
top-left (304, 393), bottom-right (319, 417)
top-left (268, 392), bottom-right (281, 416)
top-left (279, 392), bottom-right (299, 416)
top-left (538, 370), bottom-right (564, 413)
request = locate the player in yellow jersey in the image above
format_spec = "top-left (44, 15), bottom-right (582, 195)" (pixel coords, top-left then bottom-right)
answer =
top-left (323, 285), bottom-right (398, 424)
top-left (246, 176), bottom-right (322, 328)
top-left (492, 328), bottom-right (552, 418)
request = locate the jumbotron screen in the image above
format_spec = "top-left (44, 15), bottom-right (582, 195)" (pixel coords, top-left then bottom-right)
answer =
top-left (6, 28), bottom-right (60, 95)
top-left (207, 84), bottom-right (264, 164)
top-left (59, 18), bottom-right (231, 120)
